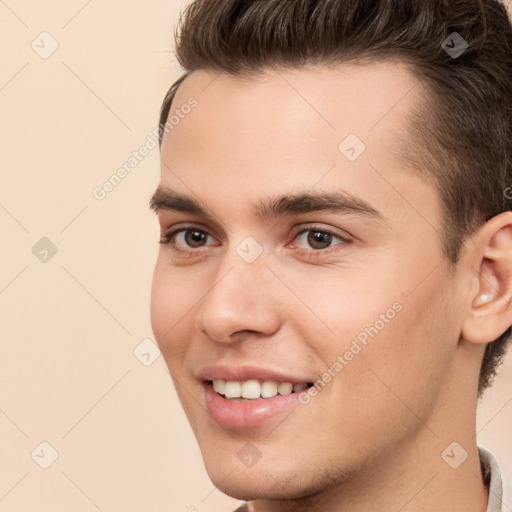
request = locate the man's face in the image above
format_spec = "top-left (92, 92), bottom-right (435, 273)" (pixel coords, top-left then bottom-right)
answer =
top-left (151, 63), bottom-right (466, 499)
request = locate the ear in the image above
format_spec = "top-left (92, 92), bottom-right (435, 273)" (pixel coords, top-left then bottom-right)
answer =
top-left (462, 212), bottom-right (512, 344)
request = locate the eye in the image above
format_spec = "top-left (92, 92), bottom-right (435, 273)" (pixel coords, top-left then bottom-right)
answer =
top-left (291, 226), bottom-right (349, 252)
top-left (160, 227), bottom-right (218, 251)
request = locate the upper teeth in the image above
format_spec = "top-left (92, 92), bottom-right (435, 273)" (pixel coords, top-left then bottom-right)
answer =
top-left (212, 379), bottom-right (308, 399)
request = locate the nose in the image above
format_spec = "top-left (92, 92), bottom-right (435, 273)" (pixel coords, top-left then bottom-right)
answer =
top-left (195, 250), bottom-right (282, 344)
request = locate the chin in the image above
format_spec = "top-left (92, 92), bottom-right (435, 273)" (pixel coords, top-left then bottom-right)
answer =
top-left (205, 469), bottom-right (301, 502)
top-left (200, 448), bottom-right (326, 502)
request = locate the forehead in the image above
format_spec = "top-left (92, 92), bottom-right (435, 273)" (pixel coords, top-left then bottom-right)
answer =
top-left (162, 61), bottom-right (421, 171)
top-left (158, 62), bottom-right (439, 232)
top-left (165, 60), bottom-right (419, 145)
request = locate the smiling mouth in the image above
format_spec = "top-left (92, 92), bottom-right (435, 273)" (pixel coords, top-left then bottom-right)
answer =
top-left (210, 379), bottom-right (314, 401)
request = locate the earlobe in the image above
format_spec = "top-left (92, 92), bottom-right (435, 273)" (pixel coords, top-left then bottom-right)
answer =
top-left (461, 212), bottom-right (512, 344)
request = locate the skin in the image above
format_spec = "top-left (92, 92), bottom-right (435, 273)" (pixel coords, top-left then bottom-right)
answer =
top-left (150, 62), bottom-right (512, 511)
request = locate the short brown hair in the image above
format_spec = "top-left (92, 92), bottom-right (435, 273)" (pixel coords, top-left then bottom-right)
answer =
top-left (158, 0), bottom-right (512, 396)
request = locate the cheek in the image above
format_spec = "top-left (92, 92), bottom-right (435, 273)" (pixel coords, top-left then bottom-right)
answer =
top-left (335, 271), bottom-right (458, 424)
top-left (293, 289), bottom-right (456, 465)
top-left (283, 264), bottom-right (405, 359)
top-left (300, 263), bottom-right (457, 408)
top-left (150, 258), bottom-right (193, 363)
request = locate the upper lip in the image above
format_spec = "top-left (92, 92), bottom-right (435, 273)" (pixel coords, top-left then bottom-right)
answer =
top-left (197, 365), bottom-right (314, 384)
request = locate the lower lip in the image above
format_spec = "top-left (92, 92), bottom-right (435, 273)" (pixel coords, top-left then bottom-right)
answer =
top-left (203, 382), bottom-right (305, 429)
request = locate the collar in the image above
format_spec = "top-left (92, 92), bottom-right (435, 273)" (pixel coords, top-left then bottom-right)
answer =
top-left (480, 447), bottom-right (504, 512)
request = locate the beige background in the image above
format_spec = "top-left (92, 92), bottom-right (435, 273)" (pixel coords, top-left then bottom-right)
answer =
top-left (0, 1), bottom-right (511, 511)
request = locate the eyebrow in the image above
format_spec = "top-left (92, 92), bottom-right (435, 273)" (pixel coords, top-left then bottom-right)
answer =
top-left (149, 186), bottom-right (385, 223)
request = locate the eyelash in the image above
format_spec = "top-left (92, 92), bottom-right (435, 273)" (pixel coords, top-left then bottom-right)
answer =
top-left (159, 224), bottom-right (351, 257)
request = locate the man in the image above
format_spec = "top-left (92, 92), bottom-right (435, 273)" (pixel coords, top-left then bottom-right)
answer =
top-left (150, 1), bottom-right (512, 510)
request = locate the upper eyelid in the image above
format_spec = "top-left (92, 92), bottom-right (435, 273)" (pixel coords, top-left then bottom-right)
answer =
top-left (290, 228), bottom-right (350, 251)
top-left (161, 224), bottom-right (351, 250)
top-left (291, 224), bottom-right (353, 244)
top-left (161, 223), bottom-right (348, 238)
top-left (293, 225), bottom-right (347, 237)
top-left (161, 223), bottom-right (218, 239)
top-left (161, 226), bottom-right (217, 243)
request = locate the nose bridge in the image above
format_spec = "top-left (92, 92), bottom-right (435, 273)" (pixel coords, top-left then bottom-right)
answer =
top-left (195, 242), bottom-right (280, 343)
